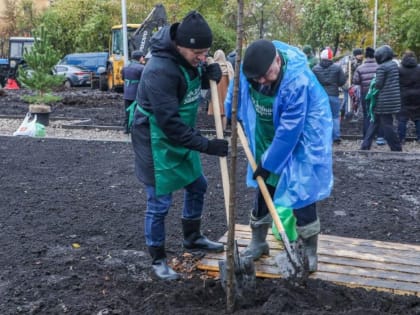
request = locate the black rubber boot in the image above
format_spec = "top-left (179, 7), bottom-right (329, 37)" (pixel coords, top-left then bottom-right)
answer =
top-left (296, 219), bottom-right (320, 273)
top-left (182, 218), bottom-right (224, 252)
top-left (148, 246), bottom-right (180, 280)
top-left (241, 213), bottom-right (272, 260)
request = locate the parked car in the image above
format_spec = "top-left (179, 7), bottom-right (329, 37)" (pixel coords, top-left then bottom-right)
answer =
top-left (53, 64), bottom-right (92, 88)
top-left (57, 52), bottom-right (108, 89)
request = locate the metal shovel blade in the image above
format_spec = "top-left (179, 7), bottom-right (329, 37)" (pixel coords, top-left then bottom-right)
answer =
top-left (219, 241), bottom-right (256, 306)
top-left (274, 238), bottom-right (309, 284)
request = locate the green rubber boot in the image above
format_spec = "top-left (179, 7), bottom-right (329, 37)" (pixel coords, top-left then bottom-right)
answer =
top-left (241, 213), bottom-right (272, 260)
top-left (296, 219), bottom-right (320, 273)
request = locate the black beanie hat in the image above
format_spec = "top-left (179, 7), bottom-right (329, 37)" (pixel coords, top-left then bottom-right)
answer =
top-left (131, 50), bottom-right (144, 59)
top-left (365, 47), bottom-right (375, 58)
top-left (175, 11), bottom-right (212, 49)
top-left (243, 39), bottom-right (276, 79)
top-left (353, 48), bottom-right (363, 56)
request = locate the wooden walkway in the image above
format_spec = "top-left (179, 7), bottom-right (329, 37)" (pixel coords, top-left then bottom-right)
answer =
top-left (198, 224), bottom-right (420, 297)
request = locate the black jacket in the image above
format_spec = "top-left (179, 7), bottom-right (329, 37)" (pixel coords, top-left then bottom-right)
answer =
top-left (312, 59), bottom-right (346, 96)
top-left (122, 61), bottom-right (144, 101)
top-left (132, 25), bottom-right (211, 185)
top-left (374, 46), bottom-right (401, 114)
top-left (399, 55), bottom-right (420, 119)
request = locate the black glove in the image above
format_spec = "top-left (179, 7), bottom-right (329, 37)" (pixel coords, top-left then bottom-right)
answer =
top-left (205, 63), bottom-right (222, 83)
top-left (253, 162), bottom-right (270, 181)
top-left (206, 139), bottom-right (228, 157)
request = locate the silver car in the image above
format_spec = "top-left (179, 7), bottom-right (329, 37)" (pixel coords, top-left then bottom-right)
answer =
top-left (53, 64), bottom-right (92, 88)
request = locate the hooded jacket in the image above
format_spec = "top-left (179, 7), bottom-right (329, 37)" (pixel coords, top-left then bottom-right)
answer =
top-left (225, 41), bottom-right (333, 209)
top-left (399, 54), bottom-right (420, 120)
top-left (131, 25), bottom-right (212, 186)
top-left (312, 59), bottom-right (346, 96)
top-left (373, 45), bottom-right (401, 114)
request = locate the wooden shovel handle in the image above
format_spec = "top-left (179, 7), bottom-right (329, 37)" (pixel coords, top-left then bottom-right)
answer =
top-left (207, 57), bottom-right (230, 223)
top-left (237, 124), bottom-right (293, 253)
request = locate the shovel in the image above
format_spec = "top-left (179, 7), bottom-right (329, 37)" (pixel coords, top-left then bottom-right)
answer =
top-left (206, 63), bottom-right (256, 304)
top-left (237, 124), bottom-right (307, 281)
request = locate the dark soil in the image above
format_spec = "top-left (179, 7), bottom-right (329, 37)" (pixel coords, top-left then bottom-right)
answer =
top-left (0, 88), bottom-right (419, 314)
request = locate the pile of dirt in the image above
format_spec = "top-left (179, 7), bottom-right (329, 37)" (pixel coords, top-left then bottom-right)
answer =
top-left (0, 87), bottom-right (419, 314)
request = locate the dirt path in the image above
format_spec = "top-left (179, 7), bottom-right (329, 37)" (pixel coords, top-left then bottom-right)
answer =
top-left (0, 88), bottom-right (419, 314)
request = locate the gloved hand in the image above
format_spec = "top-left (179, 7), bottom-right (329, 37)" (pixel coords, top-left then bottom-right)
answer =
top-left (253, 162), bottom-right (270, 181)
top-left (206, 139), bottom-right (228, 157)
top-left (205, 63), bottom-right (222, 83)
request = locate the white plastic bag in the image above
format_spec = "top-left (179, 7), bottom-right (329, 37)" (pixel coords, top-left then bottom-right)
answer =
top-left (13, 113), bottom-right (46, 137)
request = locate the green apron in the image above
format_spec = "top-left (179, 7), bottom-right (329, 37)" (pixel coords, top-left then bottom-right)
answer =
top-left (250, 84), bottom-right (298, 241)
top-left (249, 86), bottom-right (279, 187)
top-left (138, 66), bottom-right (202, 195)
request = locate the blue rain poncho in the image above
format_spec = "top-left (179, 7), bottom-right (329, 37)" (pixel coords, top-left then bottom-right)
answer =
top-left (225, 40), bottom-right (333, 209)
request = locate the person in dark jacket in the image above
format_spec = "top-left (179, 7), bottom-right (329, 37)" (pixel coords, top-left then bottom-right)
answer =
top-left (131, 11), bottom-right (228, 281)
top-left (121, 50), bottom-right (145, 133)
top-left (352, 47), bottom-right (378, 137)
top-left (302, 44), bottom-right (319, 69)
top-left (341, 48), bottom-right (364, 120)
top-left (361, 45), bottom-right (402, 151)
top-left (398, 50), bottom-right (420, 144)
top-left (313, 47), bottom-right (346, 143)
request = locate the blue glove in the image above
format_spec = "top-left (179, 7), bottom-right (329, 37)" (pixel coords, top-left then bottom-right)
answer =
top-left (205, 63), bottom-right (222, 83)
top-left (253, 162), bottom-right (270, 181)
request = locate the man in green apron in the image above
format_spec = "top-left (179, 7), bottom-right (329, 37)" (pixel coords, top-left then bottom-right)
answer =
top-left (225, 39), bottom-right (333, 273)
top-left (131, 11), bottom-right (228, 280)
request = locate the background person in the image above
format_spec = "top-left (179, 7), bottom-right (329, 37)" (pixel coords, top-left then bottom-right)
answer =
top-left (302, 44), bottom-right (319, 69)
top-left (361, 45), bottom-right (402, 151)
top-left (352, 47), bottom-right (378, 137)
top-left (121, 50), bottom-right (145, 134)
top-left (341, 48), bottom-right (364, 120)
top-left (225, 39), bottom-right (333, 273)
top-left (207, 49), bottom-right (234, 131)
top-left (131, 11), bottom-right (228, 280)
top-left (398, 50), bottom-right (420, 144)
top-left (312, 47), bottom-right (346, 144)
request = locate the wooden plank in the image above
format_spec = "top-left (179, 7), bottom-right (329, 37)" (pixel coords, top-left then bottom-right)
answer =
top-left (201, 253), bottom-right (420, 284)
top-left (314, 272), bottom-right (420, 295)
top-left (318, 240), bottom-right (420, 261)
top-left (318, 255), bottom-right (420, 274)
top-left (198, 260), bottom-right (420, 296)
top-left (320, 234), bottom-right (420, 251)
top-left (218, 237), bottom-right (420, 267)
top-left (317, 247), bottom-right (417, 266)
top-left (317, 262), bottom-right (420, 283)
top-left (198, 224), bottom-right (420, 297)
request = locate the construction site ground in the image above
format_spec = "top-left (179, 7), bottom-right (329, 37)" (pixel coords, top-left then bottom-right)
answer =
top-left (0, 87), bottom-right (419, 314)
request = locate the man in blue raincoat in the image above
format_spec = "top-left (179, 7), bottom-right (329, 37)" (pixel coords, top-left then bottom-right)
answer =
top-left (225, 39), bottom-right (333, 272)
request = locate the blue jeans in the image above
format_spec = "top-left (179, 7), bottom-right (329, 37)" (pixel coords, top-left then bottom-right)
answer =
top-left (144, 175), bottom-right (207, 247)
top-left (329, 96), bottom-right (341, 141)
